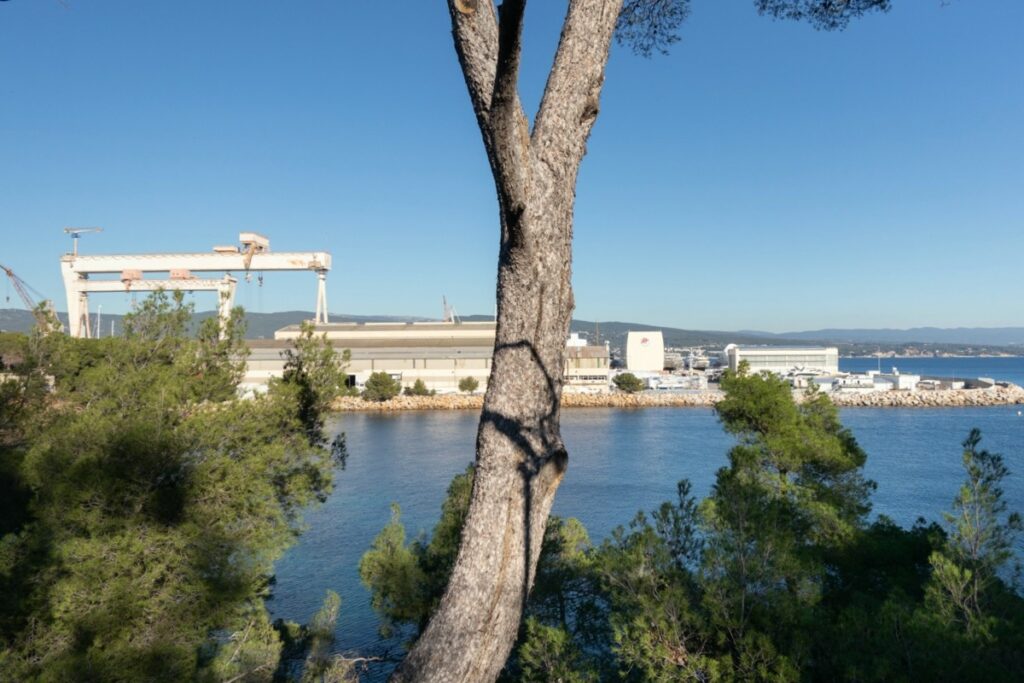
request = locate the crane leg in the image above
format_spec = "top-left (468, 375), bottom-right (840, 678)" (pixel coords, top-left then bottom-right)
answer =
top-left (79, 292), bottom-right (91, 339)
top-left (316, 271), bottom-right (328, 325)
top-left (217, 276), bottom-right (237, 339)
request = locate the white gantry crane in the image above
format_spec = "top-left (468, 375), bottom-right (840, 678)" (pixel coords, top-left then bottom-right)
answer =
top-left (60, 232), bottom-right (331, 338)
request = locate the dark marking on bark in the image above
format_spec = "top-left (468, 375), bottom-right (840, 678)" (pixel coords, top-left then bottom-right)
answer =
top-left (581, 94), bottom-right (600, 125)
top-left (534, 283), bottom-right (546, 341)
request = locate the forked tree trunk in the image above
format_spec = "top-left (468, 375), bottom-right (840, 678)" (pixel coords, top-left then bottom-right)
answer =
top-left (390, 1), bottom-right (622, 681)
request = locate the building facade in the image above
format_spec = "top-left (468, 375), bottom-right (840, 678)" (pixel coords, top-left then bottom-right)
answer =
top-left (564, 344), bottom-right (612, 392)
top-left (723, 344), bottom-right (839, 375)
top-left (625, 331), bottom-right (665, 372)
top-left (243, 321), bottom-right (611, 393)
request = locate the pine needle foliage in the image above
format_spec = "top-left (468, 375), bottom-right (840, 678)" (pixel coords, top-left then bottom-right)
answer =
top-left (360, 369), bottom-right (1024, 681)
top-left (0, 291), bottom-right (344, 681)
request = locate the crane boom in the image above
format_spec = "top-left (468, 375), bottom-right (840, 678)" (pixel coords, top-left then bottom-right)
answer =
top-left (1, 263), bottom-right (54, 329)
top-left (63, 226), bottom-right (103, 257)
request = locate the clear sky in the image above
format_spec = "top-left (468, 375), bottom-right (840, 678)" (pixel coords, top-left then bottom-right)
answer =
top-left (1, 1), bottom-right (1021, 332)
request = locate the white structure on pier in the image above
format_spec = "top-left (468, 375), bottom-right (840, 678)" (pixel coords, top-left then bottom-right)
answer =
top-left (60, 232), bottom-right (331, 338)
top-left (723, 344), bottom-right (839, 375)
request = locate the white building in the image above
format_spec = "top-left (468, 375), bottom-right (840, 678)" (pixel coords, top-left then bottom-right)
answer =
top-left (243, 321), bottom-right (611, 394)
top-left (566, 332), bottom-right (588, 348)
top-left (832, 375), bottom-right (879, 393)
top-left (625, 331), bottom-right (665, 372)
top-left (874, 369), bottom-right (920, 391)
top-left (564, 342), bottom-right (612, 393)
top-left (258, 321), bottom-right (497, 392)
top-left (723, 344), bottom-right (839, 375)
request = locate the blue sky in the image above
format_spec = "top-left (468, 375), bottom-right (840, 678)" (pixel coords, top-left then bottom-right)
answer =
top-left (1, 1), bottom-right (1021, 332)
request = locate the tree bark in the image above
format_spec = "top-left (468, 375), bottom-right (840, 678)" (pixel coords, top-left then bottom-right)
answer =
top-left (390, 2), bottom-right (622, 681)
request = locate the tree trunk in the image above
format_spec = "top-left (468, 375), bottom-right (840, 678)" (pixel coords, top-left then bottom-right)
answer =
top-left (390, 1), bottom-right (621, 681)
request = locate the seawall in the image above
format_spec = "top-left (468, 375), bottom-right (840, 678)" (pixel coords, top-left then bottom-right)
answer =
top-left (331, 385), bottom-right (1024, 412)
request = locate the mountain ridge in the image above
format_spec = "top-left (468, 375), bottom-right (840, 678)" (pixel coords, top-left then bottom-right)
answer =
top-left (1, 309), bottom-right (1020, 354)
top-left (739, 327), bottom-right (1024, 347)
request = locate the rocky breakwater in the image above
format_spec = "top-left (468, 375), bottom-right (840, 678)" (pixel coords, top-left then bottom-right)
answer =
top-left (827, 385), bottom-right (1024, 408)
top-left (330, 384), bottom-right (1024, 412)
top-left (330, 392), bottom-right (725, 412)
top-left (562, 391), bottom-right (724, 408)
top-left (332, 394), bottom-right (485, 412)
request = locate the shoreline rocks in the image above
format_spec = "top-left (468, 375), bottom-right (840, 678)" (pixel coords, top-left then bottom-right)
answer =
top-left (330, 385), bottom-right (1024, 412)
top-left (827, 385), bottom-right (1024, 408)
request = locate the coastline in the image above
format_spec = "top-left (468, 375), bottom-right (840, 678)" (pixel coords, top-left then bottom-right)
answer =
top-left (331, 385), bottom-right (1024, 412)
top-left (842, 354), bottom-right (1022, 359)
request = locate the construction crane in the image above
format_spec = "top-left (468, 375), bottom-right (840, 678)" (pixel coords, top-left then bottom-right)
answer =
top-left (64, 226), bottom-right (103, 257)
top-left (1, 263), bottom-right (60, 331)
top-left (442, 296), bottom-right (461, 324)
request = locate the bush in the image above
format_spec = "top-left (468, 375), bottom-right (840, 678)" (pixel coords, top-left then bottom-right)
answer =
top-left (404, 379), bottom-right (432, 396)
top-left (278, 321), bottom-right (351, 446)
top-left (362, 372), bottom-right (401, 402)
top-left (613, 372), bottom-right (644, 393)
top-left (458, 376), bottom-right (480, 394)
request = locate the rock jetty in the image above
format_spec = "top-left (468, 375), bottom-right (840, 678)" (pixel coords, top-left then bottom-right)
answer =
top-left (827, 385), bottom-right (1024, 408)
top-left (330, 385), bottom-right (1024, 412)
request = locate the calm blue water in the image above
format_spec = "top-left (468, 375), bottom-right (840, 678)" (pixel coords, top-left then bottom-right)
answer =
top-left (267, 359), bottom-right (1024, 667)
top-left (840, 355), bottom-right (1024, 386)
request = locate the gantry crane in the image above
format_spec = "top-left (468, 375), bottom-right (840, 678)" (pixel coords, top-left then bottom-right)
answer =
top-left (2, 263), bottom-right (61, 331)
top-left (60, 232), bottom-right (331, 338)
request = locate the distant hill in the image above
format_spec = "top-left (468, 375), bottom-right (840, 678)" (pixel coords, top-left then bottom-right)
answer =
top-left (567, 320), bottom-right (781, 351)
top-left (2, 308), bottom-right (1020, 356)
top-left (461, 315), bottom-right (783, 350)
top-left (742, 327), bottom-right (1024, 347)
top-left (0, 309), bottom-right (430, 340)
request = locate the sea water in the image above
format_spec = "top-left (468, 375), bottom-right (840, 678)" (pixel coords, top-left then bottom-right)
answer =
top-left (267, 359), bottom-right (1024, 664)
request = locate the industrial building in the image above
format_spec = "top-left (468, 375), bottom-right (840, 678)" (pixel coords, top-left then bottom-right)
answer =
top-left (243, 322), bottom-right (611, 394)
top-left (722, 344), bottom-right (839, 375)
top-left (564, 342), bottom-right (612, 392)
top-left (625, 331), bottom-right (665, 372)
top-left (260, 321), bottom-right (496, 392)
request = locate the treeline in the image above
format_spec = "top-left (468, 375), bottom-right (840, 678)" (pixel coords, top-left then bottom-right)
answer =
top-left (0, 294), bottom-right (354, 681)
top-left (362, 371), bottom-right (1024, 681)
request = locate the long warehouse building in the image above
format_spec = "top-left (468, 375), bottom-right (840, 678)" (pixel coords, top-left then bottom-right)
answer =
top-left (244, 321), bottom-right (610, 393)
top-left (722, 344), bottom-right (839, 375)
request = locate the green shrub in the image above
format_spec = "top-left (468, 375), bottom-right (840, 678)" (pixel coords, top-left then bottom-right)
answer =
top-left (458, 376), bottom-right (480, 394)
top-left (404, 379), bottom-right (432, 396)
top-left (362, 371), bottom-right (401, 402)
top-left (613, 372), bottom-right (644, 393)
